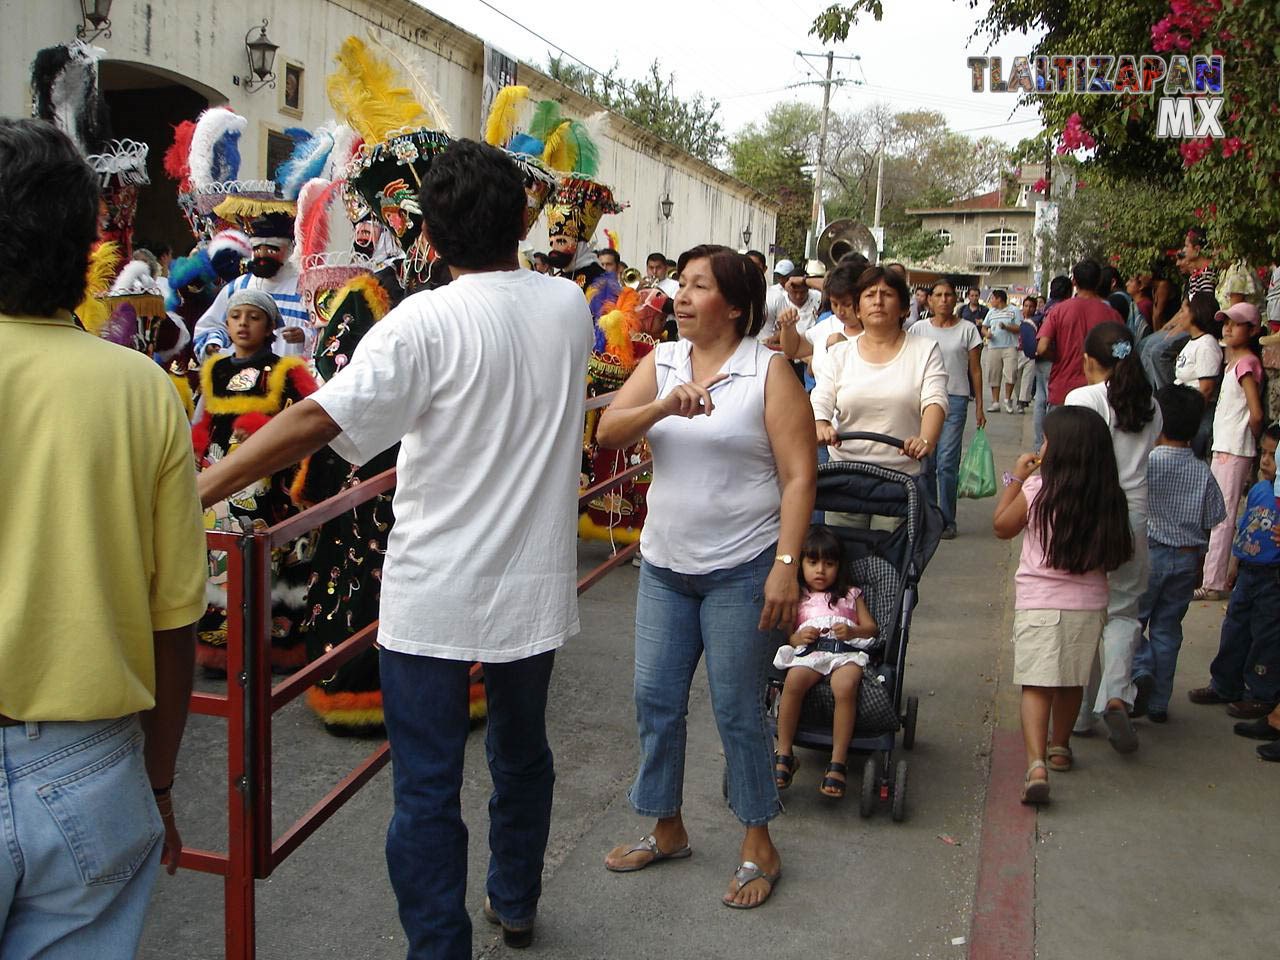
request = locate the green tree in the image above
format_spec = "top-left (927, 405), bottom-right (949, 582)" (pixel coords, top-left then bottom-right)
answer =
top-left (726, 103), bottom-right (819, 258)
top-left (885, 228), bottom-right (947, 263)
top-left (545, 56), bottom-right (726, 164)
top-left (812, 0), bottom-right (1280, 264)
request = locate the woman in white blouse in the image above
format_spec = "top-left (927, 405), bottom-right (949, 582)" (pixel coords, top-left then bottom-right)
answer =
top-left (596, 245), bottom-right (815, 909)
top-left (812, 265), bottom-right (949, 478)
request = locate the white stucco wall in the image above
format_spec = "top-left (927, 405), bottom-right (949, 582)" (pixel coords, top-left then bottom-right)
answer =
top-left (2, 0), bottom-right (776, 263)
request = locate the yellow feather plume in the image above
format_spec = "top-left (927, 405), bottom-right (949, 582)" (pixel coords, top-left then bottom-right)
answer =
top-left (365, 29), bottom-right (452, 136)
top-left (74, 241), bottom-right (122, 334)
top-left (326, 36), bottom-right (432, 146)
top-left (484, 85), bottom-right (529, 147)
top-left (542, 120), bottom-right (577, 174)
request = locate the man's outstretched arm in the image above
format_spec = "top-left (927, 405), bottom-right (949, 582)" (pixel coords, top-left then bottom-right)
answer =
top-left (197, 398), bottom-right (341, 509)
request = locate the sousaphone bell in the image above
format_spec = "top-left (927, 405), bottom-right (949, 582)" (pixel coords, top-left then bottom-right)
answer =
top-left (817, 218), bottom-right (878, 270)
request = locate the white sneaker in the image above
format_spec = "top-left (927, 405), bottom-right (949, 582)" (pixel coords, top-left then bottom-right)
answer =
top-left (1003, 400), bottom-right (1015, 413)
top-left (986, 402), bottom-right (1000, 413)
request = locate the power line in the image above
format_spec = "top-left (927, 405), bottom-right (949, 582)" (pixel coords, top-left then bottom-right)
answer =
top-left (470, 0), bottom-right (615, 86)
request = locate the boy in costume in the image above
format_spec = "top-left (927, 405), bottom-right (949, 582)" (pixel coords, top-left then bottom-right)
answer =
top-left (191, 289), bottom-right (318, 674)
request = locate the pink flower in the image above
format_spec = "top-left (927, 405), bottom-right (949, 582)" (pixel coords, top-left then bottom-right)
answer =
top-left (1221, 136), bottom-right (1243, 158)
top-left (1031, 178), bottom-right (1048, 193)
top-left (1219, 28), bottom-right (1234, 39)
top-left (1194, 206), bottom-right (1204, 218)
top-left (1076, 180), bottom-right (1087, 189)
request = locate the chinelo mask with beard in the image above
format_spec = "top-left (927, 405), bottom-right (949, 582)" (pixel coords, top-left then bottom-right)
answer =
top-left (545, 248), bottom-right (573, 270)
top-left (249, 254), bottom-right (284, 278)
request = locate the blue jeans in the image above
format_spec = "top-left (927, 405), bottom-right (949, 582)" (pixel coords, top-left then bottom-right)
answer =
top-left (380, 649), bottom-right (556, 960)
top-left (1208, 563), bottom-right (1280, 703)
top-left (924, 394), bottom-right (970, 527)
top-left (0, 716), bottom-right (163, 959)
top-left (630, 548), bottom-right (780, 827)
top-left (1032, 360), bottom-right (1051, 449)
top-left (1132, 543), bottom-right (1202, 712)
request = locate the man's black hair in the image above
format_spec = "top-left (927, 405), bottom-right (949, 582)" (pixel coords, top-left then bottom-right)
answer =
top-left (838, 251), bottom-right (869, 275)
top-left (646, 252), bottom-right (666, 264)
top-left (0, 119), bottom-right (100, 316)
top-left (596, 247), bottom-right (619, 259)
top-left (991, 289), bottom-right (1007, 303)
top-left (1154, 384), bottom-right (1204, 442)
top-left (419, 139), bottom-right (525, 270)
top-left (1071, 259), bottom-right (1102, 293)
top-left (1049, 275), bottom-right (1072, 301)
top-left (1098, 264), bottom-right (1124, 293)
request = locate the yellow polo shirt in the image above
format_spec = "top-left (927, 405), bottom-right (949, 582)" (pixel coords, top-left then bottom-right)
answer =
top-left (0, 311), bottom-right (206, 720)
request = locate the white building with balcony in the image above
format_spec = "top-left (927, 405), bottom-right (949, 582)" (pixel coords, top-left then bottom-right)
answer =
top-left (906, 187), bottom-right (1037, 295)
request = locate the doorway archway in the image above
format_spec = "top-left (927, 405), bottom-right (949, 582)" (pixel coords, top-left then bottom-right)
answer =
top-left (100, 61), bottom-right (228, 257)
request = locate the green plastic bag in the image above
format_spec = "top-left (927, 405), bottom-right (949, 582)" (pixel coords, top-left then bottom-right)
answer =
top-left (957, 427), bottom-right (997, 499)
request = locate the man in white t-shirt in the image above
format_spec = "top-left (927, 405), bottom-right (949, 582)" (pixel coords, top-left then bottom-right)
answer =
top-left (194, 140), bottom-right (593, 955)
top-left (982, 289), bottom-right (1022, 413)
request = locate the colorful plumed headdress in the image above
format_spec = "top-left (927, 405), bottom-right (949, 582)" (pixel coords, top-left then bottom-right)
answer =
top-left (327, 31), bottom-right (454, 292)
top-left (295, 176), bottom-right (375, 324)
top-left (487, 95), bottom-right (624, 244)
top-left (30, 42), bottom-right (152, 258)
top-left (170, 107), bottom-right (285, 241)
top-left (482, 85), bottom-right (562, 234)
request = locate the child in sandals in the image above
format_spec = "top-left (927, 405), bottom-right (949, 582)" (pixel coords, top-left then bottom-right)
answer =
top-left (772, 526), bottom-right (877, 799)
top-left (993, 407), bottom-right (1134, 804)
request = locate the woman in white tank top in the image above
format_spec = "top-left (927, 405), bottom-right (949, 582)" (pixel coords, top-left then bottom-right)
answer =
top-left (596, 245), bottom-right (815, 910)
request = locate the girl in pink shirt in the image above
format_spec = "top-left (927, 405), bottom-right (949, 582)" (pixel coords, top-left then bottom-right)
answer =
top-left (772, 526), bottom-right (877, 799)
top-left (994, 407), bottom-right (1133, 803)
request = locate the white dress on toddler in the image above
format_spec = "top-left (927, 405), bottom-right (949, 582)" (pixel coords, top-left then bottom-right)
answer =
top-left (772, 586), bottom-right (872, 675)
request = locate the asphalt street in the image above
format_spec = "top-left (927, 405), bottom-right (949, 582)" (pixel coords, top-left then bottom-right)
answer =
top-left (139, 407), bottom-right (1272, 959)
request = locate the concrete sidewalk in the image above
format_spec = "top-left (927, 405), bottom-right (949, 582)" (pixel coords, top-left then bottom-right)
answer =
top-left (139, 405), bottom-right (1271, 959)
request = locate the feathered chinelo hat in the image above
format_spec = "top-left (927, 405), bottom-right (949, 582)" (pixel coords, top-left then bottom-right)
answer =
top-left (326, 31), bottom-right (452, 292)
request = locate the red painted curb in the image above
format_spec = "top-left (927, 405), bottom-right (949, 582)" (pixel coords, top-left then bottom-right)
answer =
top-left (968, 727), bottom-right (1036, 960)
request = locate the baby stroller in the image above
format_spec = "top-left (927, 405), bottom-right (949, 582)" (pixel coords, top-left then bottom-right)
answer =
top-left (768, 433), bottom-right (942, 821)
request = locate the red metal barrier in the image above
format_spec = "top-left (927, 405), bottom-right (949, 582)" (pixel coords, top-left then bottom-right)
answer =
top-left (181, 392), bottom-right (648, 959)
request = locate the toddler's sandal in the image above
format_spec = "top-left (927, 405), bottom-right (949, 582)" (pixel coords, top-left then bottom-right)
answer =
top-left (773, 753), bottom-right (799, 790)
top-left (818, 761), bottom-right (847, 799)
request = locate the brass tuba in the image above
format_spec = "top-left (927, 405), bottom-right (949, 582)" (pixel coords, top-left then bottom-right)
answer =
top-left (817, 218), bottom-right (879, 270)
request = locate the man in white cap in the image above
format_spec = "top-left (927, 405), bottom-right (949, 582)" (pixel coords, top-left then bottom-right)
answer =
top-left (756, 257), bottom-right (795, 345)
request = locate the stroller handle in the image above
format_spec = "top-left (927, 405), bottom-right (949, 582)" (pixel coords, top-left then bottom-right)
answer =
top-left (834, 431), bottom-right (905, 450)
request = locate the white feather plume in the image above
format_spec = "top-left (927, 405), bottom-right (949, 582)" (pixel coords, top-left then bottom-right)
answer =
top-left (188, 108), bottom-right (248, 190)
top-left (323, 123), bottom-right (361, 180)
top-left (108, 260), bottom-right (162, 296)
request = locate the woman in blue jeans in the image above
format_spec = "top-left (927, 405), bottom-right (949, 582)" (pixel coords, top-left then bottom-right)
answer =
top-left (596, 244), bottom-right (815, 909)
top-left (913, 279), bottom-right (985, 538)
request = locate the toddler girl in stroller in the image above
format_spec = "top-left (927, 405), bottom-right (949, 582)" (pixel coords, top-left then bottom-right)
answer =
top-left (772, 526), bottom-right (878, 798)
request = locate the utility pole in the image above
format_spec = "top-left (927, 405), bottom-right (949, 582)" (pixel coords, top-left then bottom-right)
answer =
top-left (793, 50), bottom-right (863, 261)
top-left (873, 145), bottom-right (884, 229)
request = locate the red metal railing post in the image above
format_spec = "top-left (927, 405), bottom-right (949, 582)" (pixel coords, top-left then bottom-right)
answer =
top-left (223, 536), bottom-right (256, 960)
top-left (249, 531), bottom-right (274, 878)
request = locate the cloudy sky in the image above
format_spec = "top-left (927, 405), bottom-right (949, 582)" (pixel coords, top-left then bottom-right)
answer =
top-left (417, 0), bottom-right (1046, 146)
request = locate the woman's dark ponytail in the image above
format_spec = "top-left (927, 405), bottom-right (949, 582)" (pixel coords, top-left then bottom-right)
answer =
top-left (1084, 322), bottom-right (1154, 434)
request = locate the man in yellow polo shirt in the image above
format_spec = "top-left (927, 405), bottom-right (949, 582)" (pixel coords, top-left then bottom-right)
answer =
top-left (0, 119), bottom-right (206, 957)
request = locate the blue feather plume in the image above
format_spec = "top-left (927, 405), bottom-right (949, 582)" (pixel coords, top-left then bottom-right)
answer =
top-left (210, 131), bottom-right (242, 183)
top-left (507, 133), bottom-right (544, 157)
top-left (274, 126), bottom-right (335, 200)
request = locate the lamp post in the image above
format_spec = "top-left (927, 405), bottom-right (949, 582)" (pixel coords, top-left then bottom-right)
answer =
top-left (243, 19), bottom-right (279, 92)
top-left (742, 226), bottom-right (752, 248)
top-left (76, 0), bottom-right (112, 40)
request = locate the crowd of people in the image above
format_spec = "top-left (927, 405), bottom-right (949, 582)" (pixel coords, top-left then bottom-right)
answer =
top-left (3, 74), bottom-right (1280, 960)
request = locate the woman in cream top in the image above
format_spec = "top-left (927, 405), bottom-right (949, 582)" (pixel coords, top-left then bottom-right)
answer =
top-left (811, 265), bottom-right (948, 475)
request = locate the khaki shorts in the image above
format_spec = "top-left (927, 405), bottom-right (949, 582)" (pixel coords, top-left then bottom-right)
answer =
top-left (1012, 608), bottom-right (1105, 687)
